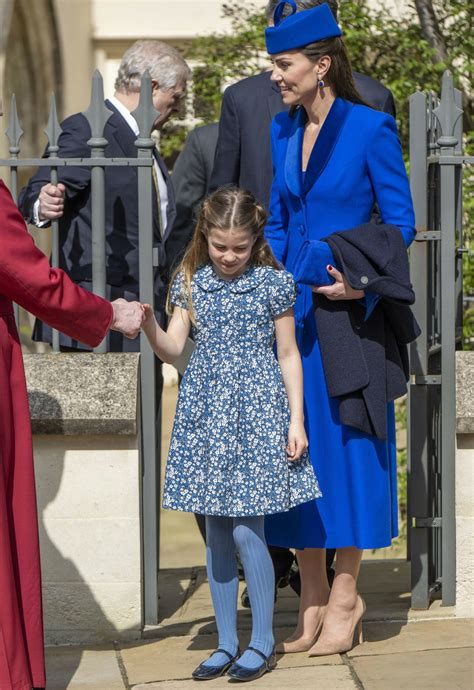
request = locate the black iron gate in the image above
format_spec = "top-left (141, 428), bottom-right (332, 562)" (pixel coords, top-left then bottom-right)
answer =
top-left (408, 70), bottom-right (472, 609)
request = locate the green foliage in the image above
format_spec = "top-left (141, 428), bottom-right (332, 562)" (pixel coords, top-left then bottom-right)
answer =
top-left (188, 2), bottom-right (268, 121)
top-left (338, 2), bottom-right (445, 149)
top-left (431, 0), bottom-right (473, 95)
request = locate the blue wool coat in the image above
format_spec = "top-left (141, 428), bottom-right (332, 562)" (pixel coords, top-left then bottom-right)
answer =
top-left (264, 98), bottom-right (416, 549)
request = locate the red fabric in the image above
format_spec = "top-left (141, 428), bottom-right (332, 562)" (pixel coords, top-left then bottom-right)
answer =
top-left (0, 181), bottom-right (113, 690)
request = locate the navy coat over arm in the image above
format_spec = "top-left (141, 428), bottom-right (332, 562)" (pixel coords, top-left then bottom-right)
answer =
top-left (18, 100), bottom-right (176, 351)
top-left (209, 70), bottom-right (396, 208)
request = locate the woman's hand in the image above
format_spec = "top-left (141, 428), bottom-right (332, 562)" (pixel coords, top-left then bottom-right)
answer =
top-left (312, 264), bottom-right (364, 300)
top-left (287, 420), bottom-right (308, 461)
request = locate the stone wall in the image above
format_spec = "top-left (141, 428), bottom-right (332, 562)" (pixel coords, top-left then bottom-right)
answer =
top-left (456, 351), bottom-right (474, 618)
top-left (25, 353), bottom-right (143, 644)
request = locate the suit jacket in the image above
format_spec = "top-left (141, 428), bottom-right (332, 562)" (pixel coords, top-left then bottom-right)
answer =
top-left (314, 224), bottom-right (421, 440)
top-left (209, 70), bottom-right (396, 207)
top-left (167, 123), bottom-right (218, 270)
top-left (0, 180), bottom-right (111, 690)
top-left (18, 100), bottom-right (176, 351)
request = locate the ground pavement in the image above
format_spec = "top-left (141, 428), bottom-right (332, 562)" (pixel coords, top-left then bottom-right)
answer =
top-left (44, 561), bottom-right (474, 689)
top-left (44, 386), bottom-right (474, 689)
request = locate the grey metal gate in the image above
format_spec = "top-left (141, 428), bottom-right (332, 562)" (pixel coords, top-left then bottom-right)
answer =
top-left (408, 70), bottom-right (472, 609)
top-left (1, 70), bottom-right (162, 625)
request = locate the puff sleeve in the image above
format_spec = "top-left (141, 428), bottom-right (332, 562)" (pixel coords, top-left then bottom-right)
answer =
top-left (269, 270), bottom-right (296, 318)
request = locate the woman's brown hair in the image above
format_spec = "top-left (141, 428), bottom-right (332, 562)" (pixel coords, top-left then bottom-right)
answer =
top-left (301, 36), bottom-right (369, 107)
top-left (166, 185), bottom-right (281, 323)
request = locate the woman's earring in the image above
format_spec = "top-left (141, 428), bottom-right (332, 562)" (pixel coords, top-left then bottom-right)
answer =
top-left (318, 78), bottom-right (325, 89)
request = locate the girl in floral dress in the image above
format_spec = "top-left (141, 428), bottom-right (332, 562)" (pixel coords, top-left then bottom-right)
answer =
top-left (141, 186), bottom-right (320, 683)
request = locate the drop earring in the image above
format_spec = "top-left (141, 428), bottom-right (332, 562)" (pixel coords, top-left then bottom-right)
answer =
top-left (318, 77), bottom-right (325, 89)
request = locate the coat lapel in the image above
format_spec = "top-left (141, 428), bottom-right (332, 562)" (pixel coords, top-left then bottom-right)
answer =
top-left (104, 100), bottom-right (137, 157)
top-left (284, 107), bottom-right (305, 198)
top-left (303, 98), bottom-right (352, 194)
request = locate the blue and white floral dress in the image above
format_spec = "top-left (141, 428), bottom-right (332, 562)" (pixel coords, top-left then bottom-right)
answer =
top-left (162, 263), bottom-right (321, 517)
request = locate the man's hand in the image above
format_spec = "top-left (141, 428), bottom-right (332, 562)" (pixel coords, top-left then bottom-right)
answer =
top-left (38, 182), bottom-right (66, 220)
top-left (110, 298), bottom-right (145, 339)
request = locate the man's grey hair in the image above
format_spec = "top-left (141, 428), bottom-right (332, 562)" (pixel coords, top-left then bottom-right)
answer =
top-left (115, 40), bottom-right (191, 93)
top-left (265, 0), bottom-right (339, 23)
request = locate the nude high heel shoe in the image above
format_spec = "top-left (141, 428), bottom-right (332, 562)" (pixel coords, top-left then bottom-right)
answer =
top-left (307, 595), bottom-right (366, 657)
top-left (276, 609), bottom-right (326, 654)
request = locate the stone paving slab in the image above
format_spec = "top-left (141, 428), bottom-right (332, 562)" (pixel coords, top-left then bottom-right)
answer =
top-left (348, 618), bottom-right (474, 657)
top-left (131, 664), bottom-right (357, 689)
top-left (45, 647), bottom-right (125, 689)
top-left (352, 647), bottom-right (474, 689)
top-left (121, 634), bottom-right (220, 685)
top-left (121, 631), bottom-right (343, 686)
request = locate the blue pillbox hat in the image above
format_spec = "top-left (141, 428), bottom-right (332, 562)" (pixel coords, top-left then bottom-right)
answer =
top-left (265, 1), bottom-right (343, 55)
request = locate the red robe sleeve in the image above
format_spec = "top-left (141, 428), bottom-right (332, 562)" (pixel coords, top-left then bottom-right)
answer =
top-left (0, 181), bottom-right (113, 347)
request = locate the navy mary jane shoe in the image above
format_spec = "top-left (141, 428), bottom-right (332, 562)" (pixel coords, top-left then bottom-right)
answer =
top-left (192, 648), bottom-right (240, 681)
top-left (227, 646), bottom-right (276, 682)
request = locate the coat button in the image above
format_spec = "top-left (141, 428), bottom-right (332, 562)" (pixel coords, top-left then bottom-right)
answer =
top-left (299, 224), bottom-right (305, 235)
top-left (360, 275), bottom-right (369, 285)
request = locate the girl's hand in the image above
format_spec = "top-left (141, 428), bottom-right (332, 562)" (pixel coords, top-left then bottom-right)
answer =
top-left (141, 303), bottom-right (156, 329)
top-left (312, 264), bottom-right (364, 300)
top-left (286, 420), bottom-right (308, 462)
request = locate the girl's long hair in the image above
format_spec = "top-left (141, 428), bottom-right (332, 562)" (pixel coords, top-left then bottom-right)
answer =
top-left (167, 185), bottom-right (280, 323)
top-left (301, 36), bottom-right (370, 108)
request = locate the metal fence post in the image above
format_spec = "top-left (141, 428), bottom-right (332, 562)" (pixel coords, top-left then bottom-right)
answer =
top-left (434, 71), bottom-right (463, 606)
top-left (82, 71), bottom-right (112, 354)
top-left (409, 89), bottom-right (432, 609)
top-left (44, 94), bottom-right (63, 353)
top-left (132, 71), bottom-right (161, 625)
top-left (453, 88), bottom-right (464, 345)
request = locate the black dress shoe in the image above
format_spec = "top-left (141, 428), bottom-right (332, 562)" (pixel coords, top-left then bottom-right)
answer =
top-left (227, 646), bottom-right (276, 682)
top-left (192, 648), bottom-right (240, 681)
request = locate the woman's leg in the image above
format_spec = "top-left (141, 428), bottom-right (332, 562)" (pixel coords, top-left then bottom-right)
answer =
top-left (308, 546), bottom-right (364, 655)
top-left (202, 515), bottom-right (239, 666)
top-left (232, 516), bottom-right (275, 669)
top-left (277, 547), bottom-right (330, 652)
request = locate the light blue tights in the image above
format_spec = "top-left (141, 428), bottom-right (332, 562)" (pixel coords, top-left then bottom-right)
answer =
top-left (202, 515), bottom-right (275, 670)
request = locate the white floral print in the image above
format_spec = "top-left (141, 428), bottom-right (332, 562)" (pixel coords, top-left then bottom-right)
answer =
top-left (162, 264), bottom-right (321, 517)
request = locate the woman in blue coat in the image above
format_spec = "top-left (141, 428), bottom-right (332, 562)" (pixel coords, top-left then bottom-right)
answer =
top-left (263, 2), bottom-right (416, 656)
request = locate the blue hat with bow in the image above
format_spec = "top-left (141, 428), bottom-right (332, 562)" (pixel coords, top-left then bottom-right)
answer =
top-left (265, 1), bottom-right (342, 55)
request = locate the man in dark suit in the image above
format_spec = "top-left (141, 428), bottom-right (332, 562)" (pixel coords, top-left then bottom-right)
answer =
top-left (19, 40), bottom-right (190, 352)
top-left (167, 122), bottom-right (219, 271)
top-left (209, 0), bottom-right (395, 208)
top-left (209, 0), bottom-right (397, 599)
